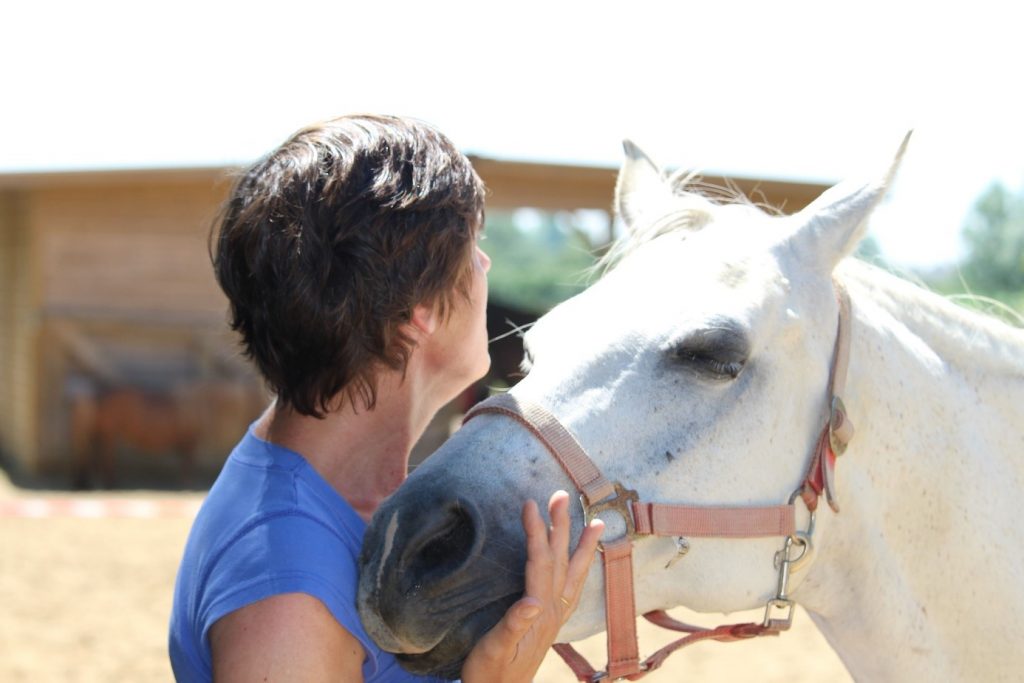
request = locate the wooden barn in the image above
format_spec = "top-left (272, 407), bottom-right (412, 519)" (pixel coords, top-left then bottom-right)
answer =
top-left (0, 158), bottom-right (826, 487)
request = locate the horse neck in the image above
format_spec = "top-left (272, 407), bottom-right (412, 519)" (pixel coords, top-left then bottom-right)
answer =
top-left (796, 260), bottom-right (1024, 681)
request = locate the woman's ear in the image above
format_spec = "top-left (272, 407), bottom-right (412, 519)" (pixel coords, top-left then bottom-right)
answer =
top-left (410, 303), bottom-right (439, 336)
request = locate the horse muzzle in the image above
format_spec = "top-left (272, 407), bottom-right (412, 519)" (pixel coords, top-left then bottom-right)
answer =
top-left (357, 476), bottom-right (526, 678)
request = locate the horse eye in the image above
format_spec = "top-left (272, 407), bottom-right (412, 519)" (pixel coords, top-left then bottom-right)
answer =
top-left (670, 324), bottom-right (749, 380)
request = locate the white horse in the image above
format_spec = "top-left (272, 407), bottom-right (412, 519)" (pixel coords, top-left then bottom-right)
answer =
top-left (358, 135), bottom-right (1024, 681)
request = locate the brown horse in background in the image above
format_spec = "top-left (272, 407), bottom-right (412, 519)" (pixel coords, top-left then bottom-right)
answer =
top-left (69, 380), bottom-right (266, 489)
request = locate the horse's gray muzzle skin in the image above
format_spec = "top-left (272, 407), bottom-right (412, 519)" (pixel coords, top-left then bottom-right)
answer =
top-left (357, 466), bottom-right (527, 679)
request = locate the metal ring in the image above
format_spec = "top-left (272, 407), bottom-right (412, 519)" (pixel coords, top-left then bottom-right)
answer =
top-left (580, 483), bottom-right (640, 550)
top-left (787, 532), bottom-right (815, 573)
top-left (559, 596), bottom-right (571, 608)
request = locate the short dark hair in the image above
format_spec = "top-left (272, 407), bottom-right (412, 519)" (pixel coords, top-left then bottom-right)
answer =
top-left (212, 114), bottom-right (485, 417)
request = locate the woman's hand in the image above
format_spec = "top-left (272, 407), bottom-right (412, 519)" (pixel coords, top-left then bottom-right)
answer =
top-left (461, 490), bottom-right (604, 683)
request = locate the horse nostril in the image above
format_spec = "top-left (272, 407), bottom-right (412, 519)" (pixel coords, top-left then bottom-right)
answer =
top-left (403, 500), bottom-right (480, 585)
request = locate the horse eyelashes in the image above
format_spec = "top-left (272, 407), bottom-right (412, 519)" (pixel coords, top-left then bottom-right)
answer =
top-left (670, 324), bottom-right (749, 380)
top-left (673, 347), bottom-right (745, 380)
top-left (704, 358), bottom-right (745, 379)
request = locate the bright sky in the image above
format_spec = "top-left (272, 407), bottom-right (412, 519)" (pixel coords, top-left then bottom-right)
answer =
top-left (4, 1), bottom-right (1022, 268)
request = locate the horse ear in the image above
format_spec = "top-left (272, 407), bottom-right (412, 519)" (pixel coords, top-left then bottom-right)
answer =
top-left (792, 131), bottom-right (912, 270)
top-left (614, 140), bottom-right (677, 230)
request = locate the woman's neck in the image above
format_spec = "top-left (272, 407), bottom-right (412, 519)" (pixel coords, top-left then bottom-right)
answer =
top-left (254, 365), bottom-right (448, 522)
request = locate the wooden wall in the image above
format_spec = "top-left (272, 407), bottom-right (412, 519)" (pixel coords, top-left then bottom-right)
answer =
top-left (32, 177), bottom-right (228, 319)
top-left (0, 192), bottom-right (36, 471)
top-left (0, 172), bottom-right (269, 484)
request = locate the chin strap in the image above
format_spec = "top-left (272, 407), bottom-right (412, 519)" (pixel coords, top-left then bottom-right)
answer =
top-left (553, 612), bottom-right (783, 681)
top-left (462, 286), bottom-right (853, 682)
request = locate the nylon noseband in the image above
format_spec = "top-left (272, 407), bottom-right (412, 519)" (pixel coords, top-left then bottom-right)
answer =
top-left (463, 287), bottom-right (854, 681)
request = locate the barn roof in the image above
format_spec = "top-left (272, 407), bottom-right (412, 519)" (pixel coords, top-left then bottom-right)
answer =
top-left (0, 156), bottom-right (828, 213)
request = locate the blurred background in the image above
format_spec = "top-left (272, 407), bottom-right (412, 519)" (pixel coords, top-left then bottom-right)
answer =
top-left (1, 1), bottom-right (1020, 680)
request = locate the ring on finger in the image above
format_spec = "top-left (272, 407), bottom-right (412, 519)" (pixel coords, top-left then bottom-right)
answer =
top-left (558, 596), bottom-right (571, 608)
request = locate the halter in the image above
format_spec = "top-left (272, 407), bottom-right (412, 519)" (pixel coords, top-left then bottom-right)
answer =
top-left (463, 287), bottom-right (854, 681)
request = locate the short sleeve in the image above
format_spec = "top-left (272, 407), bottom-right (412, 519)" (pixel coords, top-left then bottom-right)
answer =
top-left (196, 511), bottom-right (385, 677)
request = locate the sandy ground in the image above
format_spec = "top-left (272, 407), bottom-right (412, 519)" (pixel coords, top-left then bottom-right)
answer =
top-left (0, 472), bottom-right (851, 682)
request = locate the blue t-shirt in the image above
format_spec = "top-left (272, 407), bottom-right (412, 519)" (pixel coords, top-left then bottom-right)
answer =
top-left (169, 425), bottom-right (444, 682)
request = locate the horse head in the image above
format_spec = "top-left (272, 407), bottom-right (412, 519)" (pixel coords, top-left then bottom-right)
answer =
top-left (357, 135), bottom-right (909, 678)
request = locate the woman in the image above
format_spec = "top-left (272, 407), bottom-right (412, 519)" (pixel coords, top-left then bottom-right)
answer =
top-left (169, 115), bottom-right (604, 682)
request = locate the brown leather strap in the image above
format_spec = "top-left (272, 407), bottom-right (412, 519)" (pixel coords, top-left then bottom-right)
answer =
top-left (602, 538), bottom-right (642, 679)
top-left (801, 285), bottom-right (854, 513)
top-left (464, 394), bottom-right (798, 538)
top-left (463, 393), bottom-right (617, 505)
top-left (551, 643), bottom-right (600, 682)
top-left (829, 283), bottom-right (853, 402)
top-left (632, 501), bottom-right (796, 538)
top-left (801, 428), bottom-right (832, 513)
top-left (642, 609), bottom-right (703, 633)
top-left (553, 612), bottom-right (784, 681)
top-left (636, 620), bottom-right (780, 676)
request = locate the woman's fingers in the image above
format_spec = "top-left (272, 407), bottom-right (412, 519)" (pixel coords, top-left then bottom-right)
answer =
top-left (461, 494), bottom-right (604, 683)
top-left (561, 518), bottom-right (604, 612)
top-left (521, 499), bottom-right (554, 604)
top-left (541, 490), bottom-right (604, 621)
top-left (525, 490), bottom-right (604, 618)
top-left (473, 597), bottom-right (543, 663)
top-left (547, 491), bottom-right (571, 583)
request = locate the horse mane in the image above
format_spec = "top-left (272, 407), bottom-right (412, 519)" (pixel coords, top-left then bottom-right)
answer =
top-left (596, 173), bottom-right (775, 275)
top-left (838, 259), bottom-right (1024, 375)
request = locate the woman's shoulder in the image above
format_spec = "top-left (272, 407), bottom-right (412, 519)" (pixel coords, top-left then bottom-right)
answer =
top-left (186, 481), bottom-right (370, 667)
top-left (182, 431), bottom-right (365, 612)
top-left (199, 428), bottom-right (364, 538)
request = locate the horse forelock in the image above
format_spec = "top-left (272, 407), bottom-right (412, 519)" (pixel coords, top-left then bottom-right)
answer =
top-left (599, 176), bottom-right (775, 276)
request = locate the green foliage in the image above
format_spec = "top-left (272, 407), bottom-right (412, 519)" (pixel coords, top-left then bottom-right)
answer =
top-left (921, 270), bottom-right (1024, 324)
top-left (908, 181), bottom-right (1024, 325)
top-left (960, 182), bottom-right (1024, 292)
top-left (854, 234), bottom-right (884, 263)
top-left (483, 210), bottom-right (602, 313)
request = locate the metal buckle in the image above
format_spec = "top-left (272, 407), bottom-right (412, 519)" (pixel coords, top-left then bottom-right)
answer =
top-left (581, 482), bottom-right (639, 550)
top-left (763, 530), bottom-right (811, 630)
top-left (588, 661), bottom-right (650, 681)
top-left (762, 597), bottom-right (796, 631)
top-left (783, 489), bottom-right (816, 573)
top-left (829, 395), bottom-right (849, 456)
